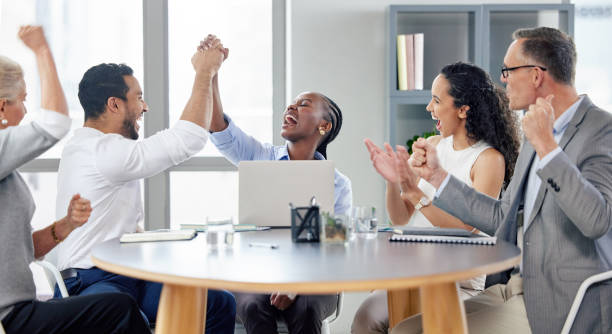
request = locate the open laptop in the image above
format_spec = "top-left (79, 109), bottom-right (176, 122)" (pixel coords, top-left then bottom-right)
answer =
top-left (238, 160), bottom-right (335, 227)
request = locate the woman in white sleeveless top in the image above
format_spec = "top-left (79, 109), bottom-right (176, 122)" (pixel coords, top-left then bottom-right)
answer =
top-left (354, 62), bottom-right (520, 334)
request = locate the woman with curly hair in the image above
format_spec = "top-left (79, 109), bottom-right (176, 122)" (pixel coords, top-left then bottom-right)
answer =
top-left (353, 62), bottom-right (520, 333)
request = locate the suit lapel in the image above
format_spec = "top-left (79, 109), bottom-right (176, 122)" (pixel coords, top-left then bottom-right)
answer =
top-left (497, 139), bottom-right (535, 241)
top-left (524, 96), bottom-right (591, 230)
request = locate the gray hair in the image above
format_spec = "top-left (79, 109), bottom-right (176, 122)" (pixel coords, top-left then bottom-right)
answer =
top-left (512, 27), bottom-right (576, 85)
top-left (0, 55), bottom-right (24, 101)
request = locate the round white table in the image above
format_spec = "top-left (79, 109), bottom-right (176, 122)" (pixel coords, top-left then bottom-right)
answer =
top-left (92, 229), bottom-right (520, 333)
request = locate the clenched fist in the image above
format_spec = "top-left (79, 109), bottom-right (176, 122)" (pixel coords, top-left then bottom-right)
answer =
top-left (64, 194), bottom-right (92, 229)
top-left (522, 95), bottom-right (558, 158)
top-left (18, 25), bottom-right (49, 54)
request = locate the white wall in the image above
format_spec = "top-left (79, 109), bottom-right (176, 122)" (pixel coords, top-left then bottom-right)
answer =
top-left (286, 0), bottom-right (561, 332)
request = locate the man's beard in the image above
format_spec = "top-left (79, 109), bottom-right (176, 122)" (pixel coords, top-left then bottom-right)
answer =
top-left (122, 116), bottom-right (139, 140)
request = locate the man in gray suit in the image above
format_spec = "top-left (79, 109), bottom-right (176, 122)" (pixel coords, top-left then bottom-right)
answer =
top-left (369, 27), bottom-right (612, 333)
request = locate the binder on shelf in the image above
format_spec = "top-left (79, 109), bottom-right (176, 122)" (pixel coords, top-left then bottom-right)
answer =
top-left (413, 33), bottom-right (424, 90)
top-left (397, 35), bottom-right (408, 90)
top-left (396, 33), bottom-right (424, 91)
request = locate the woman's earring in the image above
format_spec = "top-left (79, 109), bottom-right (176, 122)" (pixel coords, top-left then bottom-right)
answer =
top-left (319, 128), bottom-right (325, 135)
top-left (1, 118), bottom-right (7, 126)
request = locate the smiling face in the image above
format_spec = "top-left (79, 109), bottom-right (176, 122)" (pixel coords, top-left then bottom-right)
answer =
top-left (500, 39), bottom-right (539, 110)
top-left (0, 80), bottom-right (27, 128)
top-left (426, 74), bottom-right (467, 138)
top-left (117, 75), bottom-right (147, 140)
top-left (280, 92), bottom-right (331, 143)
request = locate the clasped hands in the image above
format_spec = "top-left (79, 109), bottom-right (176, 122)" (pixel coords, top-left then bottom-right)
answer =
top-left (191, 34), bottom-right (229, 76)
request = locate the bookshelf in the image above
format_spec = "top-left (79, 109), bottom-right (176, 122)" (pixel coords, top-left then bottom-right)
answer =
top-left (387, 4), bottom-right (574, 147)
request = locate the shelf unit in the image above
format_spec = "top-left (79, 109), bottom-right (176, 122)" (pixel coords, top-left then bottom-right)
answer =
top-left (387, 4), bottom-right (574, 147)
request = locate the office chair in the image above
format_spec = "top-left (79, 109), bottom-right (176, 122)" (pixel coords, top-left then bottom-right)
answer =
top-left (34, 260), bottom-right (69, 298)
top-left (561, 269), bottom-right (612, 334)
top-left (32, 247), bottom-right (69, 299)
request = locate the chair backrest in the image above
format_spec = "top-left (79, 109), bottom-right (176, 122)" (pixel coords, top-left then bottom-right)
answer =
top-left (34, 260), bottom-right (69, 298)
top-left (561, 269), bottom-right (612, 334)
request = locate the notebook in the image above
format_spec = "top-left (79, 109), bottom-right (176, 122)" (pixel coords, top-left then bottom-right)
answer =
top-left (119, 229), bottom-right (197, 243)
top-left (392, 226), bottom-right (473, 237)
top-left (389, 234), bottom-right (497, 245)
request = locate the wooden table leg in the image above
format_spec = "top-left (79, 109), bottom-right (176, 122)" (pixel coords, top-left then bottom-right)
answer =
top-left (420, 282), bottom-right (467, 334)
top-left (156, 284), bottom-right (207, 334)
top-left (388, 288), bottom-right (421, 329)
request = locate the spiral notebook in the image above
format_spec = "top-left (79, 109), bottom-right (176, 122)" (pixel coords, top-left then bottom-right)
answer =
top-left (389, 234), bottom-right (497, 245)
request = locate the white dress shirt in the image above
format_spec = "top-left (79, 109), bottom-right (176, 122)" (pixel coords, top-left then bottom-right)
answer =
top-left (55, 120), bottom-right (208, 270)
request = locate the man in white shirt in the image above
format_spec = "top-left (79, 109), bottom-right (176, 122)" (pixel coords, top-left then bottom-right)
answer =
top-left (54, 37), bottom-right (236, 333)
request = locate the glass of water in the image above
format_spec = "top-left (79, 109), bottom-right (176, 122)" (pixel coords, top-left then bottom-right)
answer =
top-left (206, 217), bottom-right (234, 249)
top-left (353, 206), bottom-right (378, 239)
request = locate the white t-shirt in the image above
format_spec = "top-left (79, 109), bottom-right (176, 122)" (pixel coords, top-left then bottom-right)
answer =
top-left (55, 120), bottom-right (208, 270)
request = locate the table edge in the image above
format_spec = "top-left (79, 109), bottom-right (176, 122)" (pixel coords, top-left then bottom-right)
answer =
top-left (91, 252), bottom-right (520, 293)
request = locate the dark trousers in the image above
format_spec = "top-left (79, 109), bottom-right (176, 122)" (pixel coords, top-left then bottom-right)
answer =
top-left (56, 267), bottom-right (236, 333)
top-left (235, 292), bottom-right (337, 334)
top-left (1, 293), bottom-right (150, 334)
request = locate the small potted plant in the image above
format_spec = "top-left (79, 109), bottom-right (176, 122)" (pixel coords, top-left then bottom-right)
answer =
top-left (321, 212), bottom-right (348, 243)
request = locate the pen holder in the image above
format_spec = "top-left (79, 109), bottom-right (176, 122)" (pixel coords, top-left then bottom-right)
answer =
top-left (291, 204), bottom-right (320, 243)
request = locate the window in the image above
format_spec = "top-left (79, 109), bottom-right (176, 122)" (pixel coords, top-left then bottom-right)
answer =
top-left (0, 0), bottom-right (143, 158)
top-left (168, 0), bottom-right (273, 157)
top-left (574, 1), bottom-right (612, 111)
top-left (164, 0), bottom-right (275, 226)
top-left (4, 0), bottom-right (283, 231)
top-left (170, 172), bottom-right (238, 229)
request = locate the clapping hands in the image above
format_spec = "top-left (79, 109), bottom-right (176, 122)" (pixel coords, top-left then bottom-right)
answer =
top-left (365, 137), bottom-right (449, 191)
top-left (364, 139), bottom-right (419, 193)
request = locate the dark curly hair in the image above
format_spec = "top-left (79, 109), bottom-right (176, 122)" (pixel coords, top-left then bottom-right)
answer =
top-left (440, 62), bottom-right (520, 189)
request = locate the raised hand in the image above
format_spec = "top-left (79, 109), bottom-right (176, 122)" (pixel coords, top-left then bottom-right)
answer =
top-left (64, 194), bottom-right (92, 229)
top-left (522, 95), bottom-right (558, 158)
top-left (199, 34), bottom-right (229, 60)
top-left (18, 25), bottom-right (49, 54)
top-left (191, 36), bottom-right (224, 76)
top-left (411, 138), bottom-right (448, 188)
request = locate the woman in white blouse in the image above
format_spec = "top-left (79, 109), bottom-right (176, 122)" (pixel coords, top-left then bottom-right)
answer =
top-left (355, 62), bottom-right (521, 333)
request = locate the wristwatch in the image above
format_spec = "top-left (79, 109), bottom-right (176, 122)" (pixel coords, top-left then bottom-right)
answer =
top-left (414, 196), bottom-right (431, 211)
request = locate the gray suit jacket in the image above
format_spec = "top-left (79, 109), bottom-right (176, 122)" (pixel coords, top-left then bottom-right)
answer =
top-left (434, 95), bottom-right (612, 334)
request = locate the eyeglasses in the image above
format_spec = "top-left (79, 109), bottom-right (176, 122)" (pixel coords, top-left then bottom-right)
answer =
top-left (501, 65), bottom-right (547, 78)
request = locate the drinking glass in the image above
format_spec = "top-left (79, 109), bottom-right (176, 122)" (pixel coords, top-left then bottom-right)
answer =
top-left (353, 206), bottom-right (378, 239)
top-left (206, 217), bottom-right (234, 248)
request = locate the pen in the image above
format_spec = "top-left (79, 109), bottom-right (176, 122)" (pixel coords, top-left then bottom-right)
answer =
top-left (249, 242), bottom-right (279, 249)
